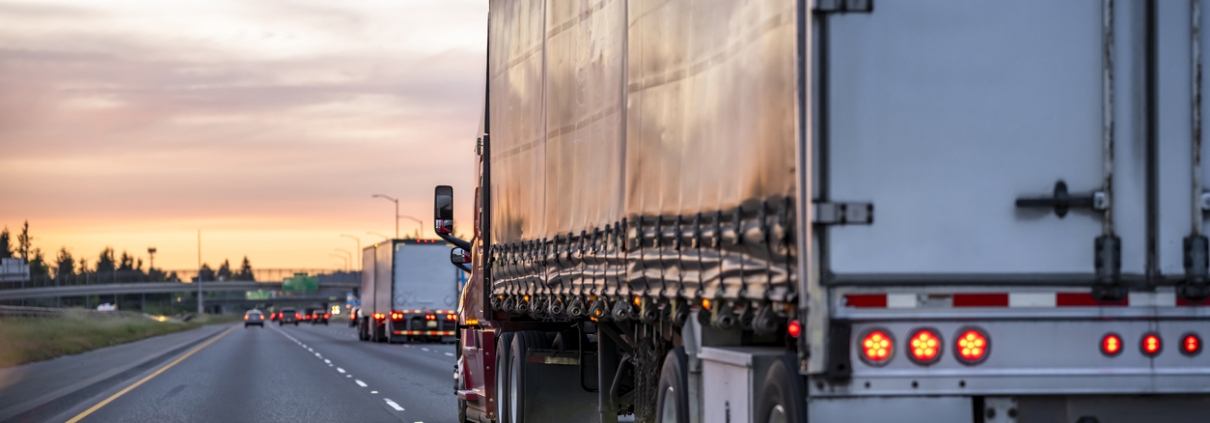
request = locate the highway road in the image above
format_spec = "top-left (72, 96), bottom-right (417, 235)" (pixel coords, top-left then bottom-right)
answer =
top-left (1, 323), bottom-right (459, 423)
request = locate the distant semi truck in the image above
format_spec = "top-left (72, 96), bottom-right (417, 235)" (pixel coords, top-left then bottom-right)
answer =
top-left (357, 239), bottom-right (459, 343)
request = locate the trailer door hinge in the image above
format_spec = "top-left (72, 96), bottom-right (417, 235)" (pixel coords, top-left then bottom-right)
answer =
top-left (813, 202), bottom-right (873, 225)
top-left (814, 0), bottom-right (873, 13)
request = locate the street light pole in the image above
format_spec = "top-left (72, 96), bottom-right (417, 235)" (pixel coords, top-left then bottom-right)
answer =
top-left (372, 194), bottom-right (400, 239)
top-left (340, 234), bottom-right (361, 270)
top-left (335, 249), bottom-right (353, 272)
top-left (197, 230), bottom-right (203, 315)
top-left (329, 253), bottom-right (349, 271)
top-left (367, 231), bottom-right (391, 241)
top-left (399, 215), bottom-right (425, 238)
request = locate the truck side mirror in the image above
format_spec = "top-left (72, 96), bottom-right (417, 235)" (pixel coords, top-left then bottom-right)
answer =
top-left (435, 185), bottom-right (454, 235)
top-left (450, 247), bottom-right (471, 265)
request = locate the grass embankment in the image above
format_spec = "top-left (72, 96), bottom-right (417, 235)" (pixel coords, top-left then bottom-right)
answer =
top-left (0, 310), bottom-right (241, 368)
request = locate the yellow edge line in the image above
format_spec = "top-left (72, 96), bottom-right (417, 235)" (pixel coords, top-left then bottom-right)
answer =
top-left (65, 324), bottom-right (239, 423)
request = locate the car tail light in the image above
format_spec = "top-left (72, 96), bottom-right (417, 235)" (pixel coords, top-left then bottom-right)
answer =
top-left (325, 313), bottom-right (331, 319)
top-left (295, 312), bottom-right (302, 319)
top-left (955, 327), bottom-right (989, 365)
top-left (907, 328), bottom-right (942, 365)
top-left (1141, 333), bottom-right (1162, 356)
top-left (787, 320), bottom-right (801, 339)
top-left (858, 329), bottom-right (893, 366)
top-left (1181, 333), bottom-right (1201, 356)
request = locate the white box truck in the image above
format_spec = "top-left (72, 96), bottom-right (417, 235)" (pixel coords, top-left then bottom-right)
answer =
top-left (357, 239), bottom-right (460, 343)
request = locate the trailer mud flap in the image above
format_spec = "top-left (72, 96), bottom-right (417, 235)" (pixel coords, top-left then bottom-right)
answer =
top-left (521, 350), bottom-right (599, 423)
top-left (826, 321), bottom-right (852, 381)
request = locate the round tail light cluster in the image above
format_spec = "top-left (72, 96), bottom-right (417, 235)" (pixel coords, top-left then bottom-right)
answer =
top-left (859, 330), bottom-right (894, 366)
top-left (955, 328), bottom-right (990, 365)
top-left (1101, 333), bottom-right (1123, 356)
top-left (1181, 334), bottom-right (1201, 356)
top-left (1103, 332), bottom-right (1201, 358)
top-left (1141, 333), bottom-right (1162, 356)
top-left (907, 329), bottom-right (941, 365)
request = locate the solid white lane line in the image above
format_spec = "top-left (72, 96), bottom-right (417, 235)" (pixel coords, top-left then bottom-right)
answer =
top-left (383, 399), bottom-right (405, 411)
top-left (355, 379), bottom-right (368, 388)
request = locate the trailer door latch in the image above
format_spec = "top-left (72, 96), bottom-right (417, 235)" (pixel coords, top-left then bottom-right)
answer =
top-left (1015, 180), bottom-right (1107, 218)
top-left (814, 202), bottom-right (873, 225)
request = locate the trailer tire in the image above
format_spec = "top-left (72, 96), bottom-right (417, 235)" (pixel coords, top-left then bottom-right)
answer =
top-left (507, 331), bottom-right (548, 423)
top-left (656, 347), bottom-right (689, 423)
top-left (755, 357), bottom-right (805, 423)
top-left (495, 332), bottom-right (515, 423)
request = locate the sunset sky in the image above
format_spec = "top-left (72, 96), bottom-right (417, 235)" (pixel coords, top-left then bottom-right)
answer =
top-left (0, 0), bottom-right (487, 270)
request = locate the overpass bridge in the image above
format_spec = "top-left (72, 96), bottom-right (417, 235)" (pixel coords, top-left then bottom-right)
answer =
top-left (0, 280), bottom-right (359, 301)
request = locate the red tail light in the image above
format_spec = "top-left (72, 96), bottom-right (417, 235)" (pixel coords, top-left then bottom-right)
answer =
top-left (390, 311), bottom-right (404, 320)
top-left (295, 312), bottom-right (302, 319)
top-left (1141, 333), bottom-right (1162, 356)
top-left (425, 314), bottom-right (436, 321)
top-left (787, 320), bottom-right (801, 339)
top-left (325, 313), bottom-right (331, 319)
top-left (955, 328), bottom-right (989, 364)
top-left (446, 314), bottom-right (457, 321)
top-left (1102, 333), bottom-right (1123, 356)
top-left (1181, 333), bottom-right (1201, 356)
top-left (244, 315), bottom-right (249, 320)
top-left (858, 329), bottom-right (893, 366)
top-left (373, 312), bottom-right (385, 320)
top-left (908, 328), bottom-right (942, 365)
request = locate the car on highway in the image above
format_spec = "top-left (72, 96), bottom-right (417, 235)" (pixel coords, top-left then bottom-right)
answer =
top-left (309, 310), bottom-right (330, 325)
top-left (348, 306), bottom-right (359, 327)
top-left (278, 308), bottom-right (300, 326)
top-left (243, 310), bottom-right (265, 328)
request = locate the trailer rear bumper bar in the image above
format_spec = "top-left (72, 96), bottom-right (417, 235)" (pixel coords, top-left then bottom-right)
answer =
top-left (394, 330), bottom-right (456, 336)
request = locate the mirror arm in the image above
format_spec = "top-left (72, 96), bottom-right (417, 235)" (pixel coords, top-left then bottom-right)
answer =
top-left (438, 232), bottom-right (472, 251)
top-left (454, 262), bottom-right (471, 273)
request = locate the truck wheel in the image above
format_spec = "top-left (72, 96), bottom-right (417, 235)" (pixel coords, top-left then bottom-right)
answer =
top-left (508, 331), bottom-right (548, 423)
top-left (495, 332), bottom-right (515, 423)
top-left (656, 347), bottom-right (690, 423)
top-left (755, 357), bottom-right (804, 423)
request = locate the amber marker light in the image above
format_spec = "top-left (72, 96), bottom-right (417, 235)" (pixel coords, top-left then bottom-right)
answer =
top-left (1141, 333), bottom-right (1162, 357)
top-left (955, 328), bottom-right (990, 365)
top-left (907, 328), bottom-right (942, 365)
top-left (858, 329), bottom-right (894, 366)
top-left (1181, 333), bottom-right (1201, 356)
top-left (1101, 333), bottom-right (1123, 356)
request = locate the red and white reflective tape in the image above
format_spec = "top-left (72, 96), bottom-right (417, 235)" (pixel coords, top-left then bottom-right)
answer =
top-left (393, 330), bottom-right (456, 336)
top-left (395, 309), bottom-right (457, 315)
top-left (844, 292), bottom-right (1210, 309)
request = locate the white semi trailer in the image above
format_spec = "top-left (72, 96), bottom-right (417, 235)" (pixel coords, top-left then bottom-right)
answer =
top-left (437, 1), bottom-right (1210, 422)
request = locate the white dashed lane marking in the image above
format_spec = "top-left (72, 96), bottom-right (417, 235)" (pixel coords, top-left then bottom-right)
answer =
top-left (444, 352), bottom-right (454, 357)
top-left (384, 399), bottom-right (405, 411)
top-left (355, 379), bottom-right (368, 388)
top-left (337, 368), bottom-right (346, 373)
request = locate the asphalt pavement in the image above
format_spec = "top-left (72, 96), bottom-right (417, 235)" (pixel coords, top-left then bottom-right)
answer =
top-left (3, 321), bottom-right (459, 423)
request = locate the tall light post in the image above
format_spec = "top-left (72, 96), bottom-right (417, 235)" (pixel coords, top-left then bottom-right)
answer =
top-left (367, 231), bottom-right (391, 241)
top-left (372, 194), bottom-right (399, 239)
top-left (197, 230), bottom-right (203, 315)
top-left (329, 253), bottom-right (349, 271)
top-left (335, 249), bottom-right (353, 272)
top-left (399, 215), bottom-right (425, 238)
top-left (147, 247), bottom-right (157, 272)
top-left (340, 234), bottom-right (361, 270)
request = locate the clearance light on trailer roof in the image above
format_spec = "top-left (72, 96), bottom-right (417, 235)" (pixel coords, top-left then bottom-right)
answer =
top-left (1101, 333), bottom-right (1123, 356)
top-left (1141, 333), bottom-right (1162, 357)
top-left (907, 329), bottom-right (942, 365)
top-left (955, 327), bottom-right (989, 365)
top-left (858, 329), bottom-right (893, 366)
top-left (1180, 334), bottom-right (1201, 356)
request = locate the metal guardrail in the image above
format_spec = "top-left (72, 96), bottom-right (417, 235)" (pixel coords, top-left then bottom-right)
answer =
top-left (0, 269), bottom-right (359, 291)
top-left (0, 305), bottom-right (143, 318)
